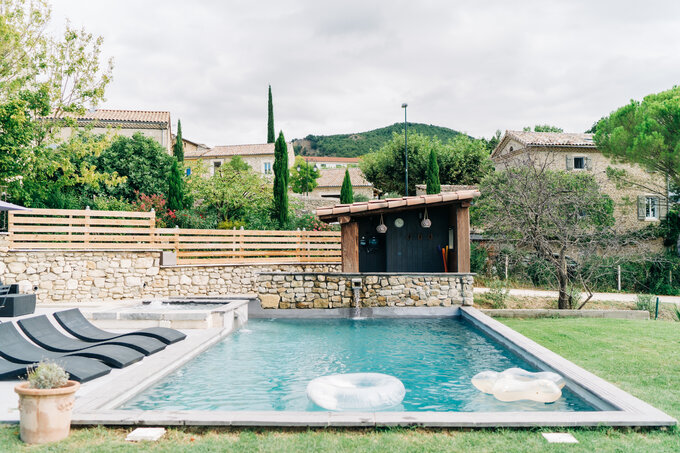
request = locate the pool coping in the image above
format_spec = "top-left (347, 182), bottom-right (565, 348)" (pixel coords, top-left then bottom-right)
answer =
top-left (69, 306), bottom-right (677, 428)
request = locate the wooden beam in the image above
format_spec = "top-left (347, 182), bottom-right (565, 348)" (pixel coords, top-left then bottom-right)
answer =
top-left (455, 205), bottom-right (471, 273)
top-left (341, 221), bottom-right (359, 272)
top-left (338, 215), bottom-right (351, 224)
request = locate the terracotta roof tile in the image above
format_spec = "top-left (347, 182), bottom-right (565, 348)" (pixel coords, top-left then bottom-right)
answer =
top-left (316, 167), bottom-right (372, 188)
top-left (303, 156), bottom-right (360, 163)
top-left (506, 131), bottom-right (596, 147)
top-left (316, 190), bottom-right (481, 220)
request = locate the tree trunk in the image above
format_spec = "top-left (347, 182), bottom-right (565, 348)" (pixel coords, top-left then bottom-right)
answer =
top-left (557, 253), bottom-right (570, 309)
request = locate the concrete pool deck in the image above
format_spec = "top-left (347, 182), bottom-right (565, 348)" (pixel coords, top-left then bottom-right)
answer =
top-left (0, 303), bottom-right (675, 428)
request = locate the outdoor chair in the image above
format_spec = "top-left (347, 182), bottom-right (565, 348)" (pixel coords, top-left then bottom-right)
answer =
top-left (0, 321), bottom-right (124, 377)
top-left (54, 308), bottom-right (187, 345)
top-left (18, 315), bottom-right (166, 356)
top-left (0, 282), bottom-right (36, 318)
top-left (17, 316), bottom-right (147, 368)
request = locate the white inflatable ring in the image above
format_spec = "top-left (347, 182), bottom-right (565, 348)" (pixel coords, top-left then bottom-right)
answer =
top-left (471, 368), bottom-right (565, 403)
top-left (307, 373), bottom-right (406, 411)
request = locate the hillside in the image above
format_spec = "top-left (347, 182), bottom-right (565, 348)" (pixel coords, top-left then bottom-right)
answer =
top-left (293, 123), bottom-right (463, 158)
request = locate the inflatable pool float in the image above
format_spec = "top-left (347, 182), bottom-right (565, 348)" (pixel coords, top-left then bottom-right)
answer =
top-left (471, 368), bottom-right (564, 403)
top-left (307, 373), bottom-right (405, 411)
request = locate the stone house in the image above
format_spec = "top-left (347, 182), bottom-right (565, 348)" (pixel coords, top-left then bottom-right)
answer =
top-left (185, 142), bottom-right (295, 178)
top-left (303, 156), bottom-right (359, 169)
top-left (54, 109), bottom-right (173, 153)
top-left (491, 131), bottom-right (667, 231)
top-left (313, 167), bottom-right (374, 199)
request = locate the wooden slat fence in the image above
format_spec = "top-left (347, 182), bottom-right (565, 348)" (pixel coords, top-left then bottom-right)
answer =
top-left (8, 208), bottom-right (340, 264)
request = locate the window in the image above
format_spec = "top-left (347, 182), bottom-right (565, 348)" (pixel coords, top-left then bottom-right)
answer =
top-left (263, 162), bottom-right (272, 175)
top-left (566, 155), bottom-right (590, 171)
top-left (185, 168), bottom-right (191, 177)
top-left (211, 160), bottom-right (222, 176)
top-left (573, 157), bottom-right (585, 169)
top-left (646, 196), bottom-right (658, 220)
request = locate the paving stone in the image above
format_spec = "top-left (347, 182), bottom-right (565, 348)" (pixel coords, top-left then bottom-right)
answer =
top-left (126, 427), bottom-right (166, 442)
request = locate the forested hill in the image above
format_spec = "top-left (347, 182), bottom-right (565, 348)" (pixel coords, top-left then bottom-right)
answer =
top-left (293, 123), bottom-right (463, 158)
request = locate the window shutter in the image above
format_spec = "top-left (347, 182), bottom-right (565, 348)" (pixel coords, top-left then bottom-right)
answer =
top-left (659, 197), bottom-right (668, 220)
top-left (566, 155), bottom-right (573, 170)
top-left (637, 196), bottom-right (645, 220)
top-left (585, 157), bottom-right (592, 170)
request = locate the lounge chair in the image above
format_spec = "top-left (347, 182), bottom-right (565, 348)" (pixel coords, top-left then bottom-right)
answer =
top-left (0, 355), bottom-right (110, 383)
top-left (0, 282), bottom-right (36, 317)
top-left (19, 315), bottom-right (166, 356)
top-left (17, 316), bottom-right (146, 367)
top-left (0, 322), bottom-right (121, 374)
top-left (54, 308), bottom-right (187, 345)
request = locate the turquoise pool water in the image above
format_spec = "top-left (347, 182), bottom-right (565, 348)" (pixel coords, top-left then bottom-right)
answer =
top-left (122, 318), bottom-right (595, 412)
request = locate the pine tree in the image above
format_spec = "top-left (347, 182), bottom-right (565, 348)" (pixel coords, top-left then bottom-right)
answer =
top-left (173, 119), bottom-right (184, 162)
top-left (167, 159), bottom-right (184, 212)
top-left (267, 85), bottom-right (275, 144)
top-left (272, 131), bottom-right (289, 226)
top-left (340, 169), bottom-right (354, 204)
top-left (426, 148), bottom-right (440, 194)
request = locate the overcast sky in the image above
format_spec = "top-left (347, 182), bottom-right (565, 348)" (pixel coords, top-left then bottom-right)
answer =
top-left (49, 0), bottom-right (680, 147)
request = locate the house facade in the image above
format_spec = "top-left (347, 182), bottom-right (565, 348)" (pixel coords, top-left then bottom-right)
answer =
top-left (55, 109), bottom-right (173, 153)
top-left (185, 142), bottom-right (296, 177)
top-left (491, 131), bottom-right (667, 231)
top-left (303, 156), bottom-right (359, 169)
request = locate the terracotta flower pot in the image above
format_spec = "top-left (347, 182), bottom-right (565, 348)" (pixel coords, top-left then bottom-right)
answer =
top-left (14, 380), bottom-right (80, 444)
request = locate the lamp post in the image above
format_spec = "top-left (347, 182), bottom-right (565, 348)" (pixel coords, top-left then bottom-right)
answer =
top-left (402, 103), bottom-right (408, 196)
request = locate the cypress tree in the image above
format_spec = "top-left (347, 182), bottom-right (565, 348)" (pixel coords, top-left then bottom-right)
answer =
top-left (167, 159), bottom-right (184, 212)
top-left (267, 85), bottom-right (275, 144)
top-left (340, 169), bottom-right (354, 204)
top-left (426, 148), bottom-right (440, 194)
top-left (173, 119), bottom-right (184, 162)
top-left (272, 131), bottom-right (289, 226)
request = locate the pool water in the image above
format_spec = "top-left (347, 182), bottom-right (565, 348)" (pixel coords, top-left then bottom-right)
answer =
top-left (122, 318), bottom-right (595, 412)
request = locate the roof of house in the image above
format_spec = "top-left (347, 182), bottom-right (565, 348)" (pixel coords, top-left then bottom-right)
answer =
top-left (303, 156), bottom-right (360, 163)
top-left (316, 167), bottom-right (372, 188)
top-left (45, 109), bottom-right (171, 129)
top-left (186, 142), bottom-right (293, 159)
top-left (492, 130), bottom-right (596, 159)
top-left (317, 189), bottom-right (481, 221)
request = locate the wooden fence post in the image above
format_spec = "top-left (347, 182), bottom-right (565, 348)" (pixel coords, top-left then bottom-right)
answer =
top-left (7, 211), bottom-right (14, 248)
top-left (149, 209), bottom-right (156, 246)
top-left (84, 206), bottom-right (90, 244)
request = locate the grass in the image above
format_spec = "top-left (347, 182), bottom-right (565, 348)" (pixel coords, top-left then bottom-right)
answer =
top-left (1, 318), bottom-right (678, 452)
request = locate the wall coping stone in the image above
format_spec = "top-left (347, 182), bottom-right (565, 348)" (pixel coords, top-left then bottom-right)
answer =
top-left (164, 262), bottom-right (339, 269)
top-left (258, 272), bottom-right (476, 277)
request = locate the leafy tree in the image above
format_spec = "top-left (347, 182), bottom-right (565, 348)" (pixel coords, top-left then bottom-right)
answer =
top-left (523, 125), bottom-right (564, 133)
top-left (272, 131), bottom-right (289, 226)
top-left (483, 129), bottom-right (502, 153)
top-left (94, 133), bottom-right (174, 202)
top-left (476, 160), bottom-right (616, 309)
top-left (340, 169), bottom-right (354, 204)
top-left (167, 159), bottom-right (184, 211)
top-left (267, 85), bottom-right (274, 144)
top-left (360, 132), bottom-right (492, 195)
top-left (188, 159), bottom-right (272, 226)
top-left (426, 148), bottom-right (440, 194)
top-left (173, 119), bottom-right (184, 162)
top-left (290, 157), bottom-right (320, 194)
top-left (594, 86), bottom-right (680, 187)
top-left (226, 155), bottom-right (251, 172)
top-left (0, 0), bottom-right (113, 206)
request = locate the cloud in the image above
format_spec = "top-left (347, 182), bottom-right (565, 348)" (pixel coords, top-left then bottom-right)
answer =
top-left (48, 0), bottom-right (680, 146)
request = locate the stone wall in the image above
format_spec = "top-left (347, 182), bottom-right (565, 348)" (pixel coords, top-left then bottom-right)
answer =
top-left (257, 272), bottom-right (474, 308)
top-left (0, 234), bottom-right (340, 303)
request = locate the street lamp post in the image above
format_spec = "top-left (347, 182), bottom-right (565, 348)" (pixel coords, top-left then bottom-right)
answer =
top-left (402, 103), bottom-right (408, 196)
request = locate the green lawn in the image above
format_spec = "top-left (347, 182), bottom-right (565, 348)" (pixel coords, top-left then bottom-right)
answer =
top-left (1, 318), bottom-right (678, 452)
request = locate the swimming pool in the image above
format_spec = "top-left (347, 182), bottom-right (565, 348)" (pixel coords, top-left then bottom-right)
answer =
top-left (122, 318), bottom-right (594, 412)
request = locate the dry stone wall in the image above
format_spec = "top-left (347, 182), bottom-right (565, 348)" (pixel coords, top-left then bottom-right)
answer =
top-left (257, 272), bottom-right (474, 308)
top-left (0, 234), bottom-right (339, 303)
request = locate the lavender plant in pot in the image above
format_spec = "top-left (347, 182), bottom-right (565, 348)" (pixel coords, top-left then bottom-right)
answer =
top-left (14, 361), bottom-right (79, 444)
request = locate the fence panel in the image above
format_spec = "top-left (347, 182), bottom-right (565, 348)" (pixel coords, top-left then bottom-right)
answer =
top-left (8, 209), bottom-right (340, 264)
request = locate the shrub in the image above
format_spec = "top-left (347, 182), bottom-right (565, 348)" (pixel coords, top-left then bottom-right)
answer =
top-left (353, 194), bottom-right (370, 202)
top-left (487, 279), bottom-right (509, 309)
top-left (470, 243), bottom-right (488, 274)
top-left (674, 304), bottom-right (680, 322)
top-left (172, 209), bottom-right (220, 229)
top-left (27, 361), bottom-right (69, 389)
top-left (89, 196), bottom-right (133, 212)
top-left (635, 294), bottom-right (656, 316)
top-left (294, 213), bottom-right (335, 232)
top-left (218, 219), bottom-right (246, 230)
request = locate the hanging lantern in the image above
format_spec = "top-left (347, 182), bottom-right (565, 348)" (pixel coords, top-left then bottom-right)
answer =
top-left (421, 208), bottom-right (432, 228)
top-left (376, 214), bottom-right (387, 233)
